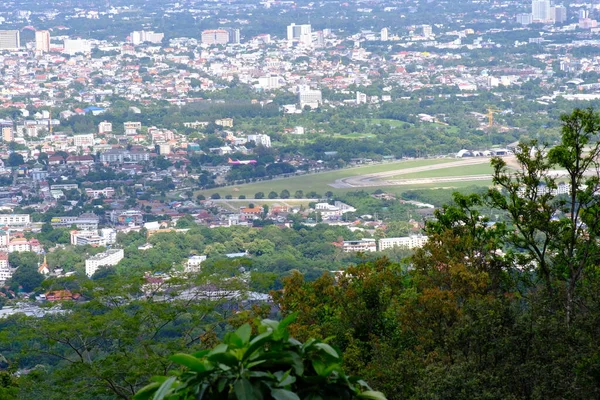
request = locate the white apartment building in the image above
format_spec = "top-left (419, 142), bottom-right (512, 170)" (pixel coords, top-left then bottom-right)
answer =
top-left (298, 88), bottom-right (322, 108)
top-left (314, 203), bottom-right (342, 219)
top-left (85, 187), bottom-right (115, 199)
top-left (0, 30), bottom-right (20, 50)
top-left (342, 239), bottom-right (377, 253)
top-left (35, 30), bottom-right (50, 53)
top-left (247, 134), bottom-right (271, 148)
top-left (131, 30), bottom-right (164, 45)
top-left (98, 121), bottom-right (112, 134)
top-left (287, 23), bottom-right (312, 46)
top-left (85, 249), bottom-right (124, 277)
top-left (379, 235), bottom-right (428, 251)
top-left (0, 252), bottom-right (11, 282)
top-left (0, 214), bottom-right (30, 228)
top-left (73, 133), bottom-right (94, 147)
top-left (63, 39), bottom-right (91, 55)
top-left (124, 121), bottom-right (142, 135)
top-left (186, 255), bottom-right (207, 273)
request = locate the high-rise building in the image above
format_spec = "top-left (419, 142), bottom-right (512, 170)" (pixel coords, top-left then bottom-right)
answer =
top-left (130, 30), bottom-right (164, 45)
top-left (35, 30), bottom-right (50, 53)
top-left (552, 5), bottom-right (567, 23)
top-left (201, 29), bottom-right (229, 45)
top-left (0, 30), bottom-right (20, 50)
top-left (380, 27), bottom-right (389, 41)
top-left (224, 28), bottom-right (240, 44)
top-left (516, 13), bottom-right (533, 25)
top-left (532, 0), bottom-right (551, 22)
top-left (287, 23), bottom-right (312, 46)
top-left (2, 126), bottom-right (14, 142)
top-left (422, 25), bottom-right (433, 37)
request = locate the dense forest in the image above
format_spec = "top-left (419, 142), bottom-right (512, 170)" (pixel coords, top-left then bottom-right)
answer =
top-left (2, 109), bottom-right (600, 399)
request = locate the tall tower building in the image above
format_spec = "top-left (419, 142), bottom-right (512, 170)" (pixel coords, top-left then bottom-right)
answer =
top-left (35, 30), bottom-right (50, 53)
top-left (0, 30), bottom-right (20, 50)
top-left (287, 23), bottom-right (312, 46)
top-left (552, 5), bottom-right (567, 23)
top-left (380, 28), bottom-right (389, 41)
top-left (532, 0), bottom-right (551, 22)
top-left (422, 25), bottom-right (432, 37)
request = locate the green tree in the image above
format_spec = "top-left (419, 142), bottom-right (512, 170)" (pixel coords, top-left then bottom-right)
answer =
top-left (255, 192), bottom-right (265, 199)
top-left (268, 191), bottom-right (278, 199)
top-left (489, 107), bottom-right (600, 324)
top-left (6, 153), bottom-right (24, 167)
top-left (280, 189), bottom-right (290, 199)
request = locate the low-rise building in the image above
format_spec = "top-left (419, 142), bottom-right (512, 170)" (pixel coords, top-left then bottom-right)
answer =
top-left (85, 248), bottom-right (124, 277)
top-left (186, 255), bottom-right (207, 272)
top-left (379, 235), bottom-right (428, 251)
top-left (0, 214), bottom-right (30, 228)
top-left (342, 239), bottom-right (377, 253)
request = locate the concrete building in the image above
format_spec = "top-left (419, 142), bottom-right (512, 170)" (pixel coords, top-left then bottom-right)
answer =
top-left (131, 30), bottom-right (164, 45)
top-left (2, 126), bottom-right (14, 142)
top-left (186, 255), bottom-right (207, 273)
top-left (85, 187), bottom-right (115, 199)
top-left (35, 30), bottom-right (50, 53)
top-left (0, 30), bottom-right (20, 50)
top-left (532, 0), bottom-right (551, 22)
top-left (215, 118), bottom-right (233, 127)
top-left (516, 13), bottom-right (533, 25)
top-left (63, 39), bottom-right (91, 55)
top-left (124, 121), bottom-right (142, 135)
top-left (379, 235), bottom-right (428, 251)
top-left (298, 88), bottom-right (322, 108)
top-left (71, 230), bottom-right (107, 247)
top-left (247, 134), bottom-right (271, 148)
top-left (380, 27), bottom-right (389, 41)
top-left (73, 133), bottom-right (94, 147)
top-left (342, 239), bottom-right (377, 253)
top-left (0, 214), bottom-right (30, 228)
top-left (50, 213), bottom-right (99, 230)
top-left (552, 5), bottom-right (567, 23)
top-left (422, 25), bottom-right (433, 37)
top-left (224, 28), bottom-right (241, 44)
top-left (287, 23), bottom-right (312, 46)
top-left (0, 252), bottom-right (11, 282)
top-left (202, 30), bottom-right (229, 45)
top-left (85, 249), bottom-right (124, 277)
top-left (98, 121), bottom-right (112, 134)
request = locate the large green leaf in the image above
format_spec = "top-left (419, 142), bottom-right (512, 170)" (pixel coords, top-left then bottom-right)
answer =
top-left (236, 323), bottom-right (252, 345)
top-left (234, 378), bottom-right (254, 399)
top-left (170, 353), bottom-right (209, 372)
top-left (357, 391), bottom-right (388, 400)
top-left (314, 343), bottom-right (339, 359)
top-left (152, 376), bottom-right (177, 400)
top-left (209, 343), bottom-right (228, 356)
top-left (133, 382), bottom-right (160, 400)
top-left (243, 331), bottom-right (274, 361)
top-left (271, 388), bottom-right (301, 400)
top-left (208, 351), bottom-right (239, 367)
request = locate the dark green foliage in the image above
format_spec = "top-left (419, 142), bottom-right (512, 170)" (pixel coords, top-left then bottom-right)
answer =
top-left (135, 314), bottom-right (385, 400)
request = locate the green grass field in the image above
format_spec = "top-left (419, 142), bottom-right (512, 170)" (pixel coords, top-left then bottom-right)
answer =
top-left (390, 164), bottom-right (494, 179)
top-left (197, 159), bottom-right (493, 199)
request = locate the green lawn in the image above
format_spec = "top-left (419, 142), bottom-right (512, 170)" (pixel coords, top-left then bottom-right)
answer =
top-left (197, 159), bottom-right (488, 199)
top-left (390, 164), bottom-right (494, 179)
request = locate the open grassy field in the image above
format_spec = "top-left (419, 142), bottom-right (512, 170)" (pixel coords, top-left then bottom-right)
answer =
top-left (197, 158), bottom-right (492, 199)
top-left (390, 163), bottom-right (494, 179)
